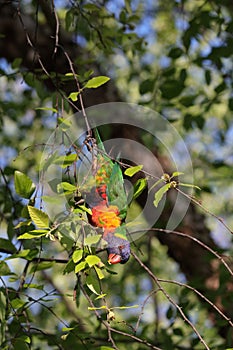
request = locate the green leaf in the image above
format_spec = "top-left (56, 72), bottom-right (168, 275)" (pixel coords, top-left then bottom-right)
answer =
top-left (53, 153), bottom-right (78, 168)
top-left (124, 165), bottom-right (143, 177)
top-left (58, 117), bottom-right (72, 131)
top-left (133, 178), bottom-right (147, 199)
top-left (139, 79), bottom-right (154, 95)
top-left (0, 261), bottom-right (12, 276)
top-left (72, 250), bottom-right (83, 263)
top-left (84, 76), bottom-right (110, 89)
top-left (14, 171), bottom-right (36, 199)
top-left (14, 220), bottom-right (32, 229)
top-left (39, 151), bottom-right (58, 172)
top-left (179, 182), bottom-right (201, 190)
top-left (57, 182), bottom-right (76, 193)
top-left (153, 183), bottom-right (171, 207)
top-left (78, 205), bottom-right (92, 215)
top-left (23, 283), bottom-right (44, 290)
top-left (8, 249), bottom-right (39, 260)
top-left (68, 91), bottom-right (80, 102)
top-left (168, 47), bottom-right (183, 59)
top-left (63, 258), bottom-right (75, 275)
top-left (95, 293), bottom-right (106, 300)
top-left (95, 266), bottom-right (105, 280)
top-left (29, 261), bottom-right (54, 273)
top-left (88, 305), bottom-right (107, 311)
top-left (171, 171), bottom-right (184, 177)
top-left (86, 274), bottom-right (100, 295)
top-left (0, 238), bottom-right (16, 253)
top-left (100, 347), bottom-right (115, 350)
top-left (75, 261), bottom-right (87, 273)
top-left (18, 230), bottom-right (48, 240)
top-left (12, 57), bottom-right (22, 69)
top-left (11, 298), bottom-right (26, 309)
top-left (85, 255), bottom-right (101, 267)
top-left (84, 235), bottom-right (102, 245)
top-left (35, 107), bottom-right (57, 113)
top-left (113, 304), bottom-right (139, 310)
top-left (27, 206), bottom-right (49, 228)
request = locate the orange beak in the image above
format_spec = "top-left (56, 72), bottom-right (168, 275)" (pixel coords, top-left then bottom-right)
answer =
top-left (108, 253), bottom-right (122, 264)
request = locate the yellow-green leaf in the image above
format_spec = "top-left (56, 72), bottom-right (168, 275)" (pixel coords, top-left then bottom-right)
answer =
top-left (72, 250), bottom-right (83, 263)
top-left (14, 171), bottom-right (36, 199)
top-left (153, 183), bottom-right (170, 207)
top-left (133, 178), bottom-right (147, 199)
top-left (68, 91), bottom-right (80, 101)
top-left (84, 235), bottom-right (102, 245)
top-left (53, 153), bottom-right (78, 168)
top-left (125, 165), bottom-right (143, 177)
top-left (75, 261), bottom-right (87, 273)
top-left (57, 182), bottom-right (77, 193)
top-left (18, 230), bottom-right (48, 240)
top-left (84, 76), bottom-right (110, 89)
top-left (95, 266), bottom-right (105, 279)
top-left (27, 206), bottom-right (49, 228)
top-left (179, 182), bottom-right (201, 190)
top-left (172, 171), bottom-right (184, 177)
top-left (85, 255), bottom-right (101, 267)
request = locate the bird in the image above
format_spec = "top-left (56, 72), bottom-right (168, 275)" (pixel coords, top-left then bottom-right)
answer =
top-left (80, 128), bottom-right (130, 264)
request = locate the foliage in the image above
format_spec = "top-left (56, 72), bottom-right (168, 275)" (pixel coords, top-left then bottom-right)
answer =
top-left (0, 1), bottom-right (233, 349)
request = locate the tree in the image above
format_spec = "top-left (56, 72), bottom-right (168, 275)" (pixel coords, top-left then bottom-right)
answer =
top-left (0, 1), bottom-right (233, 349)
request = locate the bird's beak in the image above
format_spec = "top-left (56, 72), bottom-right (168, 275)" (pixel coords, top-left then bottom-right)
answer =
top-left (108, 253), bottom-right (122, 264)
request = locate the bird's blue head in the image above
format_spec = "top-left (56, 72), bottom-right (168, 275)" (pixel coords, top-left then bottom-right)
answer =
top-left (106, 236), bottom-right (130, 264)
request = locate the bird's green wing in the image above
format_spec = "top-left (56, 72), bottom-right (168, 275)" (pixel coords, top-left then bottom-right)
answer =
top-left (107, 163), bottom-right (128, 220)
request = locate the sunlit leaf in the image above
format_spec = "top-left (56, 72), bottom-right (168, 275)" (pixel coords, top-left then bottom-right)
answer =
top-left (95, 266), bottom-right (105, 280)
top-left (14, 171), bottom-right (36, 199)
top-left (68, 91), bottom-right (80, 101)
top-left (172, 171), bottom-right (184, 177)
top-left (85, 255), bottom-right (101, 267)
top-left (27, 206), bottom-right (49, 228)
top-left (95, 293), bottom-right (107, 300)
top-left (72, 250), bottom-right (83, 263)
top-left (124, 165), bottom-right (143, 177)
top-left (57, 182), bottom-right (77, 193)
top-left (153, 183), bottom-right (171, 207)
top-left (84, 76), bottom-right (110, 88)
top-left (113, 304), bottom-right (139, 309)
top-left (179, 183), bottom-right (201, 190)
top-left (133, 178), bottom-right (147, 199)
top-left (58, 117), bottom-right (72, 131)
top-left (11, 298), bottom-right (26, 309)
top-left (53, 153), bottom-right (78, 168)
top-left (23, 283), bottom-right (44, 290)
top-left (84, 235), bottom-right (102, 245)
top-left (35, 107), bottom-right (58, 113)
top-left (75, 261), bottom-right (87, 273)
top-left (88, 306), bottom-right (107, 311)
top-left (77, 205), bottom-right (92, 215)
top-left (18, 230), bottom-right (48, 240)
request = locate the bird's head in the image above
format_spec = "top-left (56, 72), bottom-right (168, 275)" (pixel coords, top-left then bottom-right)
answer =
top-left (107, 238), bottom-right (131, 264)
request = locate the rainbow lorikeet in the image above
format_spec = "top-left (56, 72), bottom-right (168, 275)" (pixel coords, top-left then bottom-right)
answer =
top-left (81, 129), bottom-right (130, 264)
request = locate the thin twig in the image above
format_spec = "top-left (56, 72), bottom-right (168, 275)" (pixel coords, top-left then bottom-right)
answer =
top-left (176, 187), bottom-right (233, 235)
top-left (132, 251), bottom-right (211, 350)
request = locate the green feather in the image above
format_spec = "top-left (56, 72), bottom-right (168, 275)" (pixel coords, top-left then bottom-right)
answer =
top-left (107, 163), bottom-right (127, 219)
